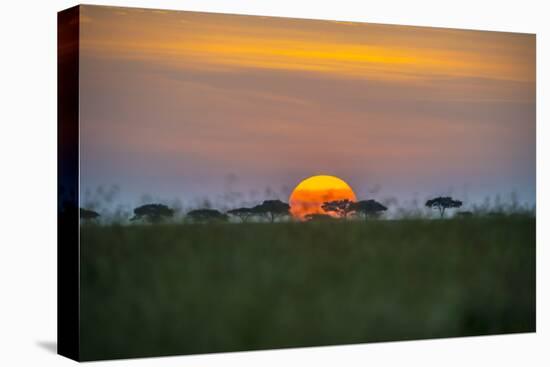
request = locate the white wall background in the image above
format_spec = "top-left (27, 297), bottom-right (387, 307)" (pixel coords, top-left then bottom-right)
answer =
top-left (0, 0), bottom-right (547, 365)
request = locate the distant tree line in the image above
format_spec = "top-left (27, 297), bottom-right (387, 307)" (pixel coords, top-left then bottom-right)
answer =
top-left (79, 195), bottom-right (468, 224)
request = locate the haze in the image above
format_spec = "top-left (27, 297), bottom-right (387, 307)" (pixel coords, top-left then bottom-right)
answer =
top-left (78, 5), bottom-right (536, 209)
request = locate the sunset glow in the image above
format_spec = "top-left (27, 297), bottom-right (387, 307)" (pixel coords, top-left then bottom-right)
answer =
top-left (78, 6), bottom-right (535, 207)
top-left (289, 175), bottom-right (357, 220)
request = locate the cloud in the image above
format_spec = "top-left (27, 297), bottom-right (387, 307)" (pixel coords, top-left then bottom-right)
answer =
top-left (79, 5), bottom-right (535, 83)
top-left (78, 5), bottom-right (536, 205)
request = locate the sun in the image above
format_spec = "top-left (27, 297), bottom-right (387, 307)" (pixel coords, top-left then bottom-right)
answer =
top-left (289, 175), bottom-right (357, 220)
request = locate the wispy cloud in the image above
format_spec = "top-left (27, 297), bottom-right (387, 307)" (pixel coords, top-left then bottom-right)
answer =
top-left (78, 5), bottom-right (536, 205)
top-left (80, 6), bottom-right (535, 83)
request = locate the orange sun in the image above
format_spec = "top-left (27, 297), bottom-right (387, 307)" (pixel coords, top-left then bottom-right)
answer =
top-left (289, 175), bottom-right (357, 220)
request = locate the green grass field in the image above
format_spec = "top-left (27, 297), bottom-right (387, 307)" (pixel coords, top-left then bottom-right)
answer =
top-left (80, 217), bottom-right (535, 361)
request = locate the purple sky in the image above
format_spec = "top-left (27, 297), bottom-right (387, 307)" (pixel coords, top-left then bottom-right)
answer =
top-left (78, 6), bottom-right (536, 211)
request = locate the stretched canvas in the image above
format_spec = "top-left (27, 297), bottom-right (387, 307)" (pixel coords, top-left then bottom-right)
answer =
top-left (58, 4), bottom-right (536, 361)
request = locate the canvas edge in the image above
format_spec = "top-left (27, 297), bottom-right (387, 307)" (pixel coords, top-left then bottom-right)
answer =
top-left (57, 4), bottom-right (81, 362)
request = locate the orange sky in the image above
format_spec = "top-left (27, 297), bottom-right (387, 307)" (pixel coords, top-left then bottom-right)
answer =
top-left (80, 7), bottom-right (534, 82)
top-left (78, 5), bottom-right (536, 208)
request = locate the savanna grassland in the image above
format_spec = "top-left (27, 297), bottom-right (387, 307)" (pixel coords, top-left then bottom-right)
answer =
top-left (80, 216), bottom-right (535, 361)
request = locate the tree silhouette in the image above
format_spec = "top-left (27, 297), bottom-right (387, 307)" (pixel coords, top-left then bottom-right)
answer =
top-left (304, 213), bottom-right (334, 222)
top-left (131, 203), bottom-right (174, 223)
top-left (252, 200), bottom-right (290, 222)
top-left (352, 200), bottom-right (387, 220)
top-left (321, 199), bottom-right (355, 219)
top-left (227, 207), bottom-right (254, 222)
top-left (425, 197), bottom-right (462, 218)
top-left (80, 208), bottom-right (100, 221)
top-left (187, 209), bottom-right (228, 223)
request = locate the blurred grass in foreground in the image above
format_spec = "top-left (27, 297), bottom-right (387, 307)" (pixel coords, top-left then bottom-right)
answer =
top-left (80, 217), bottom-right (535, 361)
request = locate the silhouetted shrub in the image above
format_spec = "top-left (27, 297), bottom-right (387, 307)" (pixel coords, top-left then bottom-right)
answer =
top-left (80, 208), bottom-right (100, 221)
top-left (187, 209), bottom-right (228, 223)
top-left (456, 211), bottom-right (473, 218)
top-left (227, 207), bottom-right (254, 222)
top-left (304, 213), bottom-right (335, 222)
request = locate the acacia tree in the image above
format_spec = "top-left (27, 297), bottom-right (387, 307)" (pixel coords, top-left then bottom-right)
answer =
top-left (131, 203), bottom-right (174, 223)
top-left (425, 196), bottom-right (462, 218)
top-left (252, 200), bottom-right (290, 222)
top-left (187, 208), bottom-right (228, 223)
top-left (80, 208), bottom-right (100, 222)
top-left (352, 200), bottom-right (387, 220)
top-left (321, 199), bottom-right (355, 219)
top-left (227, 207), bottom-right (254, 222)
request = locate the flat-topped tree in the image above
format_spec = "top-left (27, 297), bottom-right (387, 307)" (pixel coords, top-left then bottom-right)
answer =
top-left (80, 208), bottom-right (100, 221)
top-left (131, 203), bottom-right (174, 223)
top-left (252, 200), bottom-right (290, 222)
top-left (187, 209), bottom-right (228, 223)
top-left (425, 196), bottom-right (462, 218)
top-left (321, 199), bottom-right (355, 219)
top-left (227, 207), bottom-right (254, 222)
top-left (352, 200), bottom-right (387, 220)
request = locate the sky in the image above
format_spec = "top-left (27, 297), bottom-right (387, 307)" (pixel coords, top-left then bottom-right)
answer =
top-left (79, 5), bottom-right (536, 211)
